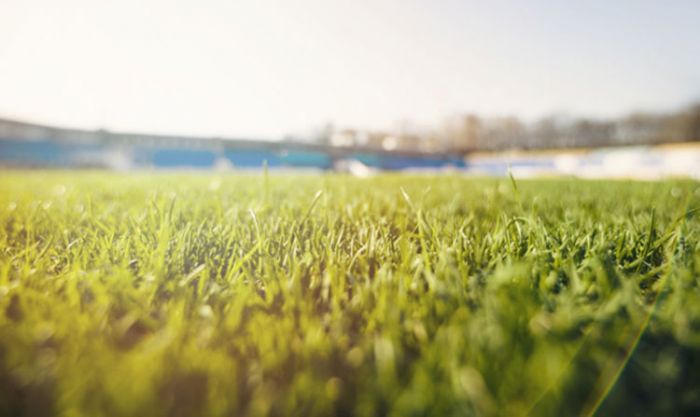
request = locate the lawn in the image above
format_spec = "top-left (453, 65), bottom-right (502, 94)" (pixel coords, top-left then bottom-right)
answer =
top-left (1, 172), bottom-right (699, 416)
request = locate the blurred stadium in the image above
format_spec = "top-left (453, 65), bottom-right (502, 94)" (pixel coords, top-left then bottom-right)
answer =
top-left (2, 107), bottom-right (699, 178)
top-left (0, 117), bottom-right (465, 173)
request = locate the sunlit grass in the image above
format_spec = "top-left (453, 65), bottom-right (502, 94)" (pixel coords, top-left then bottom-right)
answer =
top-left (1, 172), bottom-right (699, 416)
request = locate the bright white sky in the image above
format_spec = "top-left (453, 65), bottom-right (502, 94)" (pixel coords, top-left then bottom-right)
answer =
top-left (1, 0), bottom-right (699, 138)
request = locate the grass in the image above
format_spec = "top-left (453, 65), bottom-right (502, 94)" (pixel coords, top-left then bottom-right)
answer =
top-left (1, 171), bottom-right (700, 417)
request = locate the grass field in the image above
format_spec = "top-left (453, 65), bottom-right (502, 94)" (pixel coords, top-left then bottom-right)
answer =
top-left (1, 172), bottom-right (700, 417)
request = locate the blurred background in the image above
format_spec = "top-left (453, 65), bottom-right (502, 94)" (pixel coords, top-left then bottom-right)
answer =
top-left (1, 0), bottom-right (699, 177)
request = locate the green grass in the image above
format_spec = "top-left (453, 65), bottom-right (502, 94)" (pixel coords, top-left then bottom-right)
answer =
top-left (1, 172), bottom-right (700, 417)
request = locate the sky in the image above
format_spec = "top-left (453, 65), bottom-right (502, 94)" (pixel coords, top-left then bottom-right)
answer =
top-left (1, 0), bottom-right (699, 139)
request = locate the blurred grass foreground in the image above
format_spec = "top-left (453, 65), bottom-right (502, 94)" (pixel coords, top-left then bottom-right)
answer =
top-left (1, 173), bottom-right (700, 416)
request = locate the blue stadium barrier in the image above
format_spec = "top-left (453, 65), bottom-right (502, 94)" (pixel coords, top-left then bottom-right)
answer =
top-left (280, 150), bottom-right (332, 169)
top-left (224, 149), bottom-right (282, 167)
top-left (0, 139), bottom-right (64, 165)
top-left (151, 148), bottom-right (217, 168)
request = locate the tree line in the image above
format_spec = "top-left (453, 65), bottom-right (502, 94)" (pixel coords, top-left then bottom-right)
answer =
top-left (317, 102), bottom-right (700, 153)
